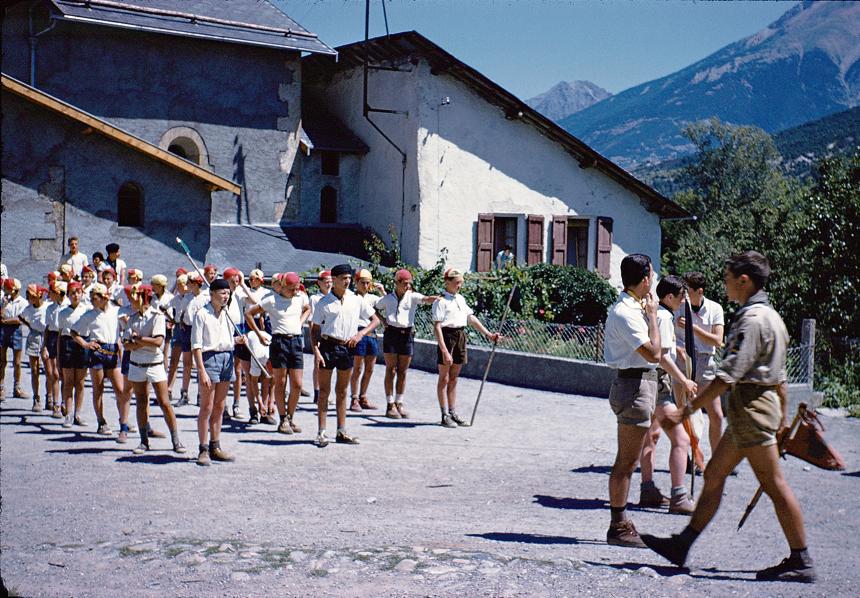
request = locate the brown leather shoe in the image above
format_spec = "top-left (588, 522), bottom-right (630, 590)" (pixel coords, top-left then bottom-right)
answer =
top-left (196, 448), bottom-right (211, 466)
top-left (210, 445), bottom-right (235, 462)
top-left (395, 403), bottom-right (409, 418)
top-left (638, 485), bottom-right (670, 508)
top-left (668, 493), bottom-right (695, 515)
top-left (349, 398), bottom-right (363, 412)
top-left (607, 520), bottom-right (647, 548)
top-left (277, 419), bottom-right (293, 434)
top-left (288, 417), bottom-right (301, 433)
top-left (359, 396), bottom-right (378, 410)
top-left (32, 398), bottom-right (43, 413)
top-left (385, 403), bottom-right (401, 419)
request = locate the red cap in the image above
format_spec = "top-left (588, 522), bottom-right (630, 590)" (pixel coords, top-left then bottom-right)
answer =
top-left (123, 284), bottom-right (136, 299)
top-left (282, 272), bottom-right (300, 285)
top-left (67, 281), bottom-right (83, 291)
top-left (47, 271), bottom-right (59, 281)
top-left (318, 270), bottom-right (332, 280)
top-left (2, 278), bottom-right (16, 290)
top-left (102, 267), bottom-right (116, 277)
top-left (222, 267), bottom-right (240, 280)
top-left (82, 265), bottom-right (94, 275)
top-left (203, 264), bottom-right (217, 274)
top-left (175, 267), bottom-right (187, 276)
top-left (395, 269), bottom-right (413, 282)
top-left (299, 283), bottom-right (306, 292)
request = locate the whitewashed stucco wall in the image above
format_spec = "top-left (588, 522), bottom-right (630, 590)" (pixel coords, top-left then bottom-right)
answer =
top-left (305, 64), bottom-right (422, 263)
top-left (413, 61), bottom-right (662, 288)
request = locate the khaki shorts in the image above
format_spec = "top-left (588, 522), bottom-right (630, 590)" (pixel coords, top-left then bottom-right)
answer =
top-left (608, 372), bottom-right (657, 427)
top-left (726, 384), bottom-right (782, 448)
top-left (695, 353), bottom-right (717, 385)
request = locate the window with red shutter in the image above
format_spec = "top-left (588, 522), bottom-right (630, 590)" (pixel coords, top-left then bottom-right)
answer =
top-left (551, 216), bottom-right (568, 265)
top-left (595, 217), bottom-right (613, 278)
top-left (526, 214), bottom-right (545, 266)
top-left (476, 213), bottom-right (495, 272)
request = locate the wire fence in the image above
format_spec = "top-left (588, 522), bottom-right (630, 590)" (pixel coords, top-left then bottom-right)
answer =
top-left (411, 310), bottom-right (815, 385)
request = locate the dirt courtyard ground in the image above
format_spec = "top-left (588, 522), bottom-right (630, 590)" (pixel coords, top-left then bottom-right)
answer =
top-left (2, 360), bottom-right (858, 597)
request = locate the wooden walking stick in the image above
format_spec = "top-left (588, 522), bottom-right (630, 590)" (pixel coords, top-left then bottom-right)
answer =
top-left (469, 284), bottom-right (517, 427)
top-left (683, 298), bottom-right (706, 497)
top-left (175, 237), bottom-right (271, 379)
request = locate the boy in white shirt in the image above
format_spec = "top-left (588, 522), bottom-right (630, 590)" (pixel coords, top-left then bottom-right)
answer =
top-left (374, 269), bottom-right (438, 418)
top-left (432, 269), bottom-right (498, 428)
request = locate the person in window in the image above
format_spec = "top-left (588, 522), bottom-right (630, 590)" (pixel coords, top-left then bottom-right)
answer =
top-left (495, 245), bottom-right (514, 270)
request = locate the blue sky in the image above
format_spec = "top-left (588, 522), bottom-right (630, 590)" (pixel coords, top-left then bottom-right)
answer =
top-left (282, 0), bottom-right (798, 99)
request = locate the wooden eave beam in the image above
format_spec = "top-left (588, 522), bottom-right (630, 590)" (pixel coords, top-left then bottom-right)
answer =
top-left (1, 74), bottom-right (241, 196)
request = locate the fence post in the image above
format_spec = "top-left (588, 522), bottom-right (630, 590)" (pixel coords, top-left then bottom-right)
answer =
top-left (801, 319), bottom-right (815, 390)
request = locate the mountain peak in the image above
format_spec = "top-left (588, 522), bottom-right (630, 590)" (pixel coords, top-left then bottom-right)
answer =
top-left (526, 80), bottom-right (611, 122)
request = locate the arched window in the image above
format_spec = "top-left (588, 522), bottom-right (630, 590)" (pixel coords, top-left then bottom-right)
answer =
top-left (118, 182), bottom-right (143, 227)
top-left (320, 186), bottom-right (337, 223)
top-left (159, 127), bottom-right (209, 166)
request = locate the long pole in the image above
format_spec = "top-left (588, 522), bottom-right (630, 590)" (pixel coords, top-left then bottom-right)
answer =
top-left (175, 237), bottom-right (271, 379)
top-left (469, 284), bottom-right (517, 426)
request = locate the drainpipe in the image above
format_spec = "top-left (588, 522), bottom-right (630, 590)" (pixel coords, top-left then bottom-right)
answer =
top-left (363, 0), bottom-right (408, 258)
top-left (29, 1), bottom-right (56, 86)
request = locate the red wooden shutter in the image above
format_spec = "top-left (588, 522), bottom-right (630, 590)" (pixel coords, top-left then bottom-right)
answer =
top-left (526, 214), bottom-right (545, 266)
top-left (551, 216), bottom-right (568, 265)
top-left (596, 216), bottom-right (613, 278)
top-left (477, 213), bottom-right (494, 272)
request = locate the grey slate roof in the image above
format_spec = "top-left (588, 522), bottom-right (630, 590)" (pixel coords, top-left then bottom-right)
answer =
top-left (206, 224), bottom-right (372, 276)
top-left (301, 102), bottom-right (369, 154)
top-left (50, 0), bottom-right (336, 55)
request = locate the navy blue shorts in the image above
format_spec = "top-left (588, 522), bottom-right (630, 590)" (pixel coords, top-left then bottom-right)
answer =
top-left (269, 334), bottom-right (303, 370)
top-left (1, 324), bottom-right (23, 351)
top-left (318, 339), bottom-right (352, 371)
top-left (234, 337), bottom-right (252, 362)
top-left (351, 328), bottom-right (378, 357)
top-left (45, 330), bottom-right (60, 359)
top-left (382, 326), bottom-right (414, 356)
top-left (171, 324), bottom-right (191, 352)
top-left (59, 335), bottom-right (89, 370)
top-left (89, 343), bottom-right (119, 370)
top-left (121, 350), bottom-right (131, 376)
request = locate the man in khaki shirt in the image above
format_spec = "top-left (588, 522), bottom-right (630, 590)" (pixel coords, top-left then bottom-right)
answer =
top-left (642, 251), bottom-right (815, 584)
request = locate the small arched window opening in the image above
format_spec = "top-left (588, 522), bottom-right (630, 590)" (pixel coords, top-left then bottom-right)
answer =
top-left (167, 137), bottom-right (201, 164)
top-left (320, 186), bottom-right (337, 223)
top-left (118, 182), bottom-right (144, 227)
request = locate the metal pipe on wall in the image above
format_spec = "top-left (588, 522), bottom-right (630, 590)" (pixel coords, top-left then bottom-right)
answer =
top-left (29, 1), bottom-right (57, 87)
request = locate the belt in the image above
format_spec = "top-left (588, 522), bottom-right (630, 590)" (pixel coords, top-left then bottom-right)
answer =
top-left (321, 335), bottom-right (348, 345)
top-left (94, 343), bottom-right (118, 355)
top-left (386, 326), bottom-right (412, 333)
top-left (273, 333), bottom-right (298, 339)
top-left (129, 359), bottom-right (164, 368)
top-left (618, 368), bottom-right (657, 379)
top-left (441, 326), bottom-right (465, 331)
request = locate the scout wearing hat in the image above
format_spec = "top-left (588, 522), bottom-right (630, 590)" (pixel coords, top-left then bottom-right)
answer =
top-left (167, 273), bottom-right (194, 406)
top-left (57, 281), bottom-right (91, 428)
top-left (431, 268), bottom-right (498, 428)
top-left (349, 268), bottom-right (385, 412)
top-left (1, 278), bottom-right (29, 400)
top-left (310, 264), bottom-right (380, 447)
top-left (71, 282), bottom-right (133, 439)
top-left (374, 269), bottom-right (439, 419)
top-left (43, 280), bottom-right (68, 417)
top-left (245, 271), bottom-right (310, 432)
top-left (309, 270), bottom-right (333, 404)
top-left (191, 277), bottom-right (242, 465)
top-left (18, 284), bottom-right (51, 411)
top-left (124, 283), bottom-right (186, 455)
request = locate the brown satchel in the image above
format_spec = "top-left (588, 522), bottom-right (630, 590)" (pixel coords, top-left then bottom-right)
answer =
top-left (783, 403), bottom-right (846, 471)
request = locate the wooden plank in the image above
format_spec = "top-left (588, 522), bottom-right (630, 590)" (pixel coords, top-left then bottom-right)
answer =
top-left (477, 213), bottom-right (494, 272)
top-left (526, 214), bottom-right (544, 266)
top-left (1, 74), bottom-right (241, 196)
top-left (551, 215), bottom-right (567, 265)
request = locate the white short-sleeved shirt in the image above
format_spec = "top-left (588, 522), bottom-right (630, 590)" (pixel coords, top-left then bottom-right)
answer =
top-left (128, 307), bottom-right (166, 363)
top-left (603, 292), bottom-right (656, 370)
top-left (259, 292), bottom-right (309, 336)
top-left (356, 293), bottom-right (381, 328)
top-left (73, 304), bottom-right (120, 344)
top-left (675, 297), bottom-right (725, 355)
top-left (246, 329), bottom-right (271, 364)
top-left (59, 252), bottom-right (89, 277)
top-left (191, 302), bottom-right (234, 352)
top-left (309, 292), bottom-right (327, 319)
top-left (45, 300), bottom-right (62, 332)
top-left (107, 283), bottom-right (123, 305)
top-left (103, 257), bottom-right (127, 283)
top-left (186, 292), bottom-right (210, 325)
top-left (375, 291), bottom-right (426, 328)
top-left (657, 305), bottom-right (677, 361)
top-left (432, 292), bottom-right (473, 328)
top-left (152, 290), bottom-right (174, 319)
top-left (2, 295), bottom-right (28, 320)
top-left (20, 303), bottom-right (49, 333)
top-left (170, 292), bottom-right (193, 325)
top-left (312, 290), bottom-right (375, 341)
top-left (58, 303), bottom-right (89, 337)
top-left (246, 285), bottom-right (272, 305)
